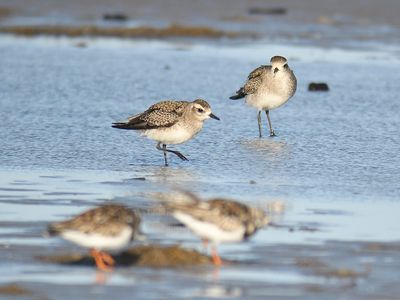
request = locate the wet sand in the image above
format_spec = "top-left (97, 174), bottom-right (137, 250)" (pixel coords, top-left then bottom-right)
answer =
top-left (1, 0), bottom-right (400, 47)
top-left (3, 0), bottom-right (400, 26)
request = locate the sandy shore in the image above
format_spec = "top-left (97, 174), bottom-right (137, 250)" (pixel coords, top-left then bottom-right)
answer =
top-left (3, 0), bottom-right (400, 26)
top-left (1, 0), bottom-right (400, 46)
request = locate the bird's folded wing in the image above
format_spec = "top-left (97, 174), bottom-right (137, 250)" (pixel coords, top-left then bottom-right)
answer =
top-left (123, 101), bottom-right (187, 129)
top-left (243, 66), bottom-right (268, 95)
top-left (147, 100), bottom-right (187, 113)
top-left (116, 110), bottom-right (178, 130)
top-left (247, 65), bottom-right (267, 79)
top-left (174, 204), bottom-right (244, 232)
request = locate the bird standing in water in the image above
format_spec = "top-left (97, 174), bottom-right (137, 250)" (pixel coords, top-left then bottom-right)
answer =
top-left (230, 56), bottom-right (297, 137)
top-left (112, 99), bottom-right (219, 166)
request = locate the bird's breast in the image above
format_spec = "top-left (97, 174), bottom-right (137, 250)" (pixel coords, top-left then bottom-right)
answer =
top-left (245, 73), bottom-right (296, 110)
top-left (60, 227), bottom-right (133, 251)
top-left (143, 122), bottom-right (201, 145)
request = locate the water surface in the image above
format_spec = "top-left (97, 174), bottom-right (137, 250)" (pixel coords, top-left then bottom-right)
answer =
top-left (0, 36), bottom-right (399, 299)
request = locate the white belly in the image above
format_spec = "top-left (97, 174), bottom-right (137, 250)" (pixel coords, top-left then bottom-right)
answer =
top-left (60, 227), bottom-right (133, 252)
top-left (245, 72), bottom-right (295, 111)
top-left (173, 211), bottom-right (245, 244)
top-left (143, 124), bottom-right (200, 145)
top-left (245, 92), bottom-right (289, 111)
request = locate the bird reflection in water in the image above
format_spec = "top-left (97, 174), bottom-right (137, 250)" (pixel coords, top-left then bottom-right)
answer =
top-left (240, 138), bottom-right (290, 163)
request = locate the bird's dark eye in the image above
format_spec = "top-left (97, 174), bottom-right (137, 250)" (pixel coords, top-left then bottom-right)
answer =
top-left (197, 108), bottom-right (204, 113)
top-left (283, 63), bottom-right (288, 68)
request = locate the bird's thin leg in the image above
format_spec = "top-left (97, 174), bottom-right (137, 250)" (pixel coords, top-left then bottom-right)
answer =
top-left (156, 142), bottom-right (188, 165)
top-left (156, 142), bottom-right (169, 166)
top-left (265, 110), bottom-right (276, 137)
top-left (166, 148), bottom-right (189, 161)
top-left (257, 111), bottom-right (262, 138)
top-left (99, 251), bottom-right (115, 267)
top-left (162, 144), bottom-right (168, 166)
top-left (211, 245), bottom-right (222, 266)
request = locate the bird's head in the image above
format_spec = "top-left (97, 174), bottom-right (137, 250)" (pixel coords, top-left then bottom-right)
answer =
top-left (251, 208), bottom-right (270, 229)
top-left (270, 55), bottom-right (289, 74)
top-left (191, 99), bottom-right (220, 121)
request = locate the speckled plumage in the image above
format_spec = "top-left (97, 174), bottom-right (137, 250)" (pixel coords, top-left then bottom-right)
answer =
top-left (113, 99), bottom-right (214, 130)
top-left (241, 65), bottom-right (268, 95)
top-left (47, 204), bottom-right (141, 270)
top-left (112, 99), bottom-right (219, 166)
top-left (230, 55), bottom-right (297, 137)
top-left (125, 101), bottom-right (188, 129)
top-left (48, 204), bottom-right (141, 238)
top-left (163, 191), bottom-right (268, 242)
top-left (160, 191), bottom-right (268, 265)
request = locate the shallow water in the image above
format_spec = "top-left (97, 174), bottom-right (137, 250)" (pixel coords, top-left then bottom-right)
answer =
top-left (0, 36), bottom-right (400, 299)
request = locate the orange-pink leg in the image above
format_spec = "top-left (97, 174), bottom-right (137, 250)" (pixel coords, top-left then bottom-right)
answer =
top-left (202, 239), bottom-right (209, 250)
top-left (90, 249), bottom-right (115, 271)
top-left (211, 246), bottom-right (222, 266)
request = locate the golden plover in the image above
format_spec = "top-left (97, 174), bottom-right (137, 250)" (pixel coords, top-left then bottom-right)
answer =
top-left (230, 55), bottom-right (297, 137)
top-left (112, 99), bottom-right (219, 166)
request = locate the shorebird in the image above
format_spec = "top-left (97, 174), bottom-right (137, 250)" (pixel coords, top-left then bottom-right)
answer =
top-left (159, 191), bottom-right (269, 266)
top-left (47, 204), bottom-right (142, 271)
top-left (112, 99), bottom-right (220, 166)
top-left (230, 56), bottom-right (297, 137)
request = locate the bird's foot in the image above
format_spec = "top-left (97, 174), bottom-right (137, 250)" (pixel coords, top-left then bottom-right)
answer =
top-left (269, 130), bottom-right (276, 137)
top-left (91, 249), bottom-right (115, 272)
top-left (99, 252), bottom-right (115, 266)
top-left (211, 247), bottom-right (223, 266)
top-left (212, 253), bottom-right (223, 266)
top-left (174, 151), bottom-right (189, 161)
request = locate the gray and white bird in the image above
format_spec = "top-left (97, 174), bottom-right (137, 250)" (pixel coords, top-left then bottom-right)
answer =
top-left (112, 99), bottom-right (219, 166)
top-left (158, 190), bottom-right (269, 266)
top-left (47, 204), bottom-right (142, 271)
top-left (230, 56), bottom-right (297, 137)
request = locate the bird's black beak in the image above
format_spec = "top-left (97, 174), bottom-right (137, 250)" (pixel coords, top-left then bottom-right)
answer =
top-left (209, 113), bottom-right (220, 120)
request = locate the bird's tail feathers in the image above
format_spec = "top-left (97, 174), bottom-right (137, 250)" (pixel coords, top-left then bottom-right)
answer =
top-left (229, 94), bottom-right (244, 100)
top-left (44, 223), bottom-right (63, 237)
top-left (111, 122), bottom-right (131, 129)
top-left (229, 88), bottom-right (246, 100)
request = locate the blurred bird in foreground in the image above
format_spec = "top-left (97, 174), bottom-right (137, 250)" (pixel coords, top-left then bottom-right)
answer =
top-left (46, 204), bottom-right (142, 271)
top-left (156, 190), bottom-right (269, 266)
